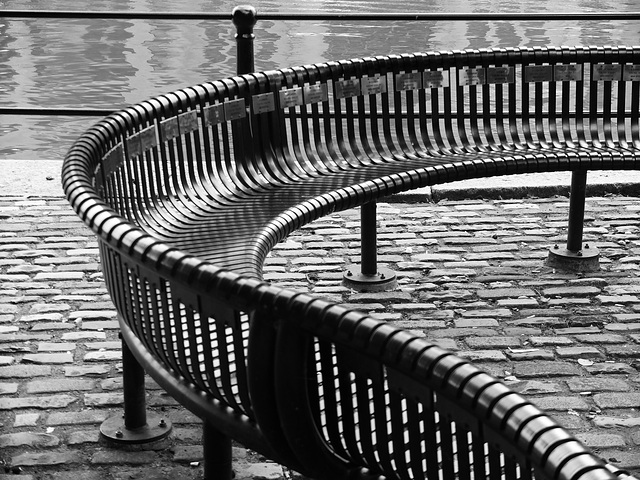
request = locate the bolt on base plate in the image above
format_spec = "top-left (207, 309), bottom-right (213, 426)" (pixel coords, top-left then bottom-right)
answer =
top-left (100, 413), bottom-right (172, 444)
top-left (546, 245), bottom-right (600, 272)
top-left (342, 265), bottom-right (397, 292)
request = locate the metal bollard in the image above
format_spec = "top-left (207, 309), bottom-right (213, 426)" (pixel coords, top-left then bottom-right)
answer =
top-left (232, 5), bottom-right (257, 75)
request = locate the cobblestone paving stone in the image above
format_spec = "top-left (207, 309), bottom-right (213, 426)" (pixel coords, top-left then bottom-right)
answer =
top-left (2, 193), bottom-right (640, 478)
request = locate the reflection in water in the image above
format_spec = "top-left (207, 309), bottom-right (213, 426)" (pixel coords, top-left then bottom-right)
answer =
top-left (1, 0), bottom-right (639, 158)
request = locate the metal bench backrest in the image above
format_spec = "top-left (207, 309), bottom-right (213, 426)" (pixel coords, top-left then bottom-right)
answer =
top-left (87, 46), bottom-right (640, 278)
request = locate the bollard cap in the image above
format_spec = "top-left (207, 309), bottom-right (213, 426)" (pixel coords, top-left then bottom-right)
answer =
top-left (232, 5), bottom-right (257, 34)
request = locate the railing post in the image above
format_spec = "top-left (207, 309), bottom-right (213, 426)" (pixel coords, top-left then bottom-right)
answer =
top-left (343, 201), bottom-right (397, 292)
top-left (232, 5), bottom-right (257, 75)
top-left (546, 170), bottom-right (600, 272)
top-left (99, 335), bottom-right (172, 444)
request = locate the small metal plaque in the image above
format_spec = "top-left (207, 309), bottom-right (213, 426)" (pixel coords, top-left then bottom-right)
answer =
top-left (126, 132), bottom-right (142, 159)
top-left (178, 110), bottom-right (199, 134)
top-left (423, 70), bottom-right (449, 88)
top-left (623, 64), bottom-right (640, 81)
top-left (224, 98), bottom-right (246, 120)
top-left (203, 104), bottom-right (225, 126)
top-left (160, 117), bottom-right (179, 142)
top-left (524, 65), bottom-right (553, 83)
top-left (395, 72), bottom-right (423, 91)
top-left (592, 63), bottom-right (622, 82)
top-left (304, 84), bottom-right (329, 104)
top-left (459, 68), bottom-right (485, 86)
top-left (335, 79), bottom-right (361, 99)
top-left (103, 144), bottom-right (123, 176)
top-left (252, 93), bottom-right (276, 114)
top-left (554, 64), bottom-right (582, 82)
top-left (139, 126), bottom-right (157, 152)
top-left (279, 87), bottom-right (304, 108)
top-left (486, 66), bottom-right (514, 84)
top-left (361, 75), bottom-right (387, 95)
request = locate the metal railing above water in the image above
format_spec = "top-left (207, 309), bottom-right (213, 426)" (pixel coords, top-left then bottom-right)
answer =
top-left (4, 10), bottom-right (640, 20)
top-left (2, 8), bottom-right (640, 117)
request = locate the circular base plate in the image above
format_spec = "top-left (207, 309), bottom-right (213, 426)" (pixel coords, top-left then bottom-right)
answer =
top-left (546, 246), bottom-right (600, 272)
top-left (343, 266), bottom-right (397, 292)
top-left (100, 413), bottom-right (172, 444)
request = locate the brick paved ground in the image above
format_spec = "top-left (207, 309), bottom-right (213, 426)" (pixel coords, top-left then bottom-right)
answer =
top-left (2, 192), bottom-right (640, 478)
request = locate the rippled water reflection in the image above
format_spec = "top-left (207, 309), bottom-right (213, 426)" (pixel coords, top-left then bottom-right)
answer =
top-left (1, 0), bottom-right (639, 159)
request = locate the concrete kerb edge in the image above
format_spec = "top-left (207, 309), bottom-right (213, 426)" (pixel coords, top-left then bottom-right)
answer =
top-left (391, 182), bottom-right (640, 203)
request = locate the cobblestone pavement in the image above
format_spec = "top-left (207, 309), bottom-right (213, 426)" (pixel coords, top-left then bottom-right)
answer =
top-left (2, 192), bottom-right (640, 478)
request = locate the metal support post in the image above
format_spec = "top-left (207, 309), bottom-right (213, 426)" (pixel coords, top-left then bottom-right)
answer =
top-left (203, 420), bottom-right (233, 480)
top-left (361, 200), bottom-right (378, 276)
top-left (343, 201), bottom-right (397, 291)
top-left (100, 336), bottom-right (172, 444)
top-left (546, 171), bottom-right (599, 272)
top-left (566, 170), bottom-right (588, 253)
top-left (232, 5), bottom-right (257, 75)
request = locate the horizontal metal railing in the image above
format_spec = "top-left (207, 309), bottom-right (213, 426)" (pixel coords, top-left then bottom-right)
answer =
top-left (4, 10), bottom-right (640, 20)
top-left (2, 9), bottom-right (640, 117)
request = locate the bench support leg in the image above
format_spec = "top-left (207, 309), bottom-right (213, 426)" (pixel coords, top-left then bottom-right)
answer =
top-left (203, 420), bottom-right (233, 480)
top-left (100, 336), bottom-right (173, 444)
top-left (343, 201), bottom-right (397, 291)
top-left (546, 170), bottom-right (600, 272)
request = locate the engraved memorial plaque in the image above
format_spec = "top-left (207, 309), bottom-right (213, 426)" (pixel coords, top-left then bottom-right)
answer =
top-left (395, 72), bottom-right (422, 91)
top-left (252, 93), bottom-right (276, 114)
top-left (623, 64), bottom-right (640, 81)
top-left (139, 126), bottom-right (157, 152)
top-left (103, 144), bottom-right (123, 177)
top-left (335, 79), bottom-right (361, 99)
top-left (304, 84), bottom-right (329, 104)
top-left (486, 66), bottom-right (514, 84)
top-left (593, 63), bottom-right (622, 82)
top-left (224, 98), bottom-right (247, 120)
top-left (203, 104), bottom-right (225, 126)
top-left (423, 70), bottom-right (449, 88)
top-left (361, 75), bottom-right (387, 95)
top-left (279, 87), bottom-right (304, 108)
top-left (554, 64), bottom-right (582, 82)
top-left (178, 110), bottom-right (199, 134)
top-left (459, 68), bottom-right (485, 86)
top-left (524, 65), bottom-right (553, 83)
top-left (160, 117), bottom-right (179, 141)
top-left (126, 132), bottom-right (142, 159)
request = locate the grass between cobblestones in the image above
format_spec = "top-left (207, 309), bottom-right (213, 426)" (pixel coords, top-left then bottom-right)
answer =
top-left (2, 194), bottom-right (640, 478)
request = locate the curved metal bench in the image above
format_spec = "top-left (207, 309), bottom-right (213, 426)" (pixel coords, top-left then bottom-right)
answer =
top-left (62, 44), bottom-right (640, 480)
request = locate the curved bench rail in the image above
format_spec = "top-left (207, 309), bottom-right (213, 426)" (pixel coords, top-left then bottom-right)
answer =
top-left (62, 45), bottom-right (640, 479)
top-left (265, 295), bottom-right (628, 480)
